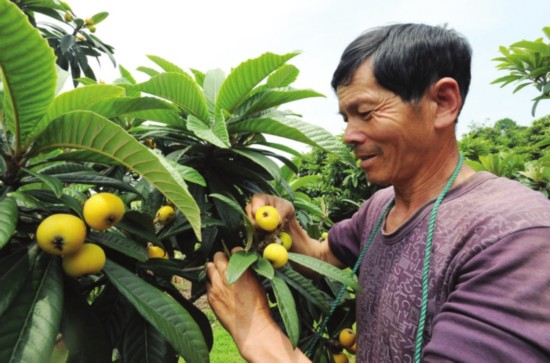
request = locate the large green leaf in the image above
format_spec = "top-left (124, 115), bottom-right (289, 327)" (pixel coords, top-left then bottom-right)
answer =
top-left (0, 246), bottom-right (40, 317)
top-left (267, 64), bottom-right (299, 88)
top-left (88, 230), bottom-right (148, 262)
top-left (232, 148), bottom-right (282, 182)
top-left (60, 284), bottom-right (112, 363)
top-left (271, 273), bottom-right (300, 347)
top-left (0, 251), bottom-right (63, 362)
top-left (0, 197), bottom-right (17, 250)
top-left (30, 84), bottom-right (125, 142)
top-left (103, 260), bottom-right (209, 363)
top-left (29, 111), bottom-right (202, 240)
top-left (136, 72), bottom-right (210, 122)
top-left (216, 52), bottom-right (300, 113)
top-left (86, 96), bottom-right (179, 118)
top-left (0, 0), bottom-right (57, 151)
top-left (234, 88), bottom-right (325, 118)
top-left (228, 114), bottom-right (355, 166)
top-left (203, 69), bottom-right (225, 114)
top-left (288, 253), bottom-right (360, 291)
top-left (147, 55), bottom-right (186, 74)
top-left (186, 115), bottom-right (229, 148)
top-left (279, 268), bottom-right (330, 314)
top-left (118, 313), bottom-right (178, 363)
top-left (22, 171), bottom-right (141, 195)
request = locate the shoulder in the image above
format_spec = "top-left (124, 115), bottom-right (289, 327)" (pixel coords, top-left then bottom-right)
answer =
top-left (445, 171), bottom-right (550, 229)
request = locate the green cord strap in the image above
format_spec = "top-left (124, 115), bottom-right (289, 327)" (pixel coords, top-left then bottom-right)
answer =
top-left (304, 153), bottom-right (464, 361)
top-left (413, 152), bottom-right (464, 362)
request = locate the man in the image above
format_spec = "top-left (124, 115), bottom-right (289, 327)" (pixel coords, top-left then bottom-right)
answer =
top-left (206, 23), bottom-right (550, 362)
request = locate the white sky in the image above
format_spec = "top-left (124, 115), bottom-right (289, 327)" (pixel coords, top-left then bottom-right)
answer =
top-left (66, 0), bottom-right (550, 151)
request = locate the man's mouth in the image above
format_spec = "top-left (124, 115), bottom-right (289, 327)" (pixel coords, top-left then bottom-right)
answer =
top-left (358, 154), bottom-right (376, 161)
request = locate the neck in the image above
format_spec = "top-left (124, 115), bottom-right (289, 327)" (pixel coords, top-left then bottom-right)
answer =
top-left (386, 150), bottom-right (474, 233)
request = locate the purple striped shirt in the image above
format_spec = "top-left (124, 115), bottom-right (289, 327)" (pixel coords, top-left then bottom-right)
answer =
top-left (329, 172), bottom-right (550, 362)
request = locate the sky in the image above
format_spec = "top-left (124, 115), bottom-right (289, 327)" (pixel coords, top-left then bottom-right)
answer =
top-left (65, 0), bottom-right (550, 152)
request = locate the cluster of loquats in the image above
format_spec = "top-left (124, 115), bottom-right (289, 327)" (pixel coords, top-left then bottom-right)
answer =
top-left (254, 206), bottom-right (292, 269)
top-left (332, 327), bottom-right (357, 362)
top-left (144, 204), bottom-right (177, 259)
top-left (35, 192), bottom-right (125, 277)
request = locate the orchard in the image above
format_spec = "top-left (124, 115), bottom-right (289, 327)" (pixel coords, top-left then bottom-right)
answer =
top-left (1, 0), bottom-right (549, 362)
top-left (0, 0), bottom-right (359, 361)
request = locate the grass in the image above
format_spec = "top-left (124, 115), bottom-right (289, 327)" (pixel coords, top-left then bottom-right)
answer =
top-left (179, 310), bottom-right (243, 362)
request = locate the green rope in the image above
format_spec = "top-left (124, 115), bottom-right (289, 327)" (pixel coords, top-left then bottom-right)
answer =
top-left (413, 152), bottom-right (464, 362)
top-left (304, 153), bottom-right (464, 361)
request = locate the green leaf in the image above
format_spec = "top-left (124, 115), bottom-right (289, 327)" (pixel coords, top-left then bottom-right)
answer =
top-left (0, 197), bottom-right (18, 250)
top-left (287, 253), bottom-right (360, 291)
top-left (216, 51), bottom-right (300, 113)
top-left (91, 11), bottom-right (109, 25)
top-left (186, 115), bottom-right (230, 148)
top-left (86, 96), bottom-right (178, 119)
top-left (103, 260), bottom-right (209, 363)
top-left (0, 252), bottom-right (63, 362)
top-left (235, 88), bottom-right (325, 118)
top-left (289, 175), bottom-right (322, 191)
top-left (279, 268), bottom-right (330, 314)
top-left (136, 72), bottom-right (210, 122)
top-left (232, 148), bottom-right (282, 182)
top-left (203, 69), bottom-right (225, 113)
top-left (0, 246), bottom-right (40, 317)
top-left (267, 64), bottom-right (299, 88)
top-left (116, 210), bottom-right (159, 245)
top-left (271, 273), bottom-right (299, 347)
top-left (208, 193), bottom-right (253, 247)
top-left (88, 230), bottom-right (148, 262)
top-left (60, 284), bottom-right (112, 363)
top-left (29, 111), bottom-right (202, 240)
top-left (226, 251), bottom-right (259, 285)
top-left (229, 114), bottom-right (355, 165)
top-left (118, 313), bottom-right (178, 363)
top-left (252, 257), bottom-right (275, 280)
top-left (20, 167), bottom-right (64, 198)
top-left (0, 0), bottom-right (57, 151)
top-left (24, 171), bottom-right (141, 195)
top-left (29, 84), bottom-right (124, 143)
top-left (147, 55), bottom-right (186, 74)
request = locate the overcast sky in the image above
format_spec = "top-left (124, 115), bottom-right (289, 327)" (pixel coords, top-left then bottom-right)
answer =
top-left (66, 0), bottom-right (550, 151)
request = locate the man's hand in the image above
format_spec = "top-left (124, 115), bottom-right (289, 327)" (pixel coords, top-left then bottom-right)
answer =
top-left (205, 248), bottom-right (311, 362)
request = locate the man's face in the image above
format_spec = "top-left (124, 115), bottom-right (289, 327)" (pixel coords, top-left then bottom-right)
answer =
top-left (336, 61), bottom-right (434, 187)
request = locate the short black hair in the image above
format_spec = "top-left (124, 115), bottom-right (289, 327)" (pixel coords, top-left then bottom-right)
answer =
top-left (331, 23), bottom-right (472, 109)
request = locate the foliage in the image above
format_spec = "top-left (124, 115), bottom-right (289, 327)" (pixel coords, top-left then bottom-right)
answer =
top-left (10, 0), bottom-right (115, 86)
top-left (459, 115), bottom-right (550, 196)
top-left (0, 0), bottom-right (358, 361)
top-left (492, 26), bottom-right (550, 116)
top-left (459, 118), bottom-right (530, 160)
top-left (288, 143), bottom-right (379, 229)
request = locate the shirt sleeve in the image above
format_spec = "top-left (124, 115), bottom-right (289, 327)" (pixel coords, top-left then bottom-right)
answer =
top-left (423, 227), bottom-right (550, 362)
top-left (328, 201), bottom-right (371, 269)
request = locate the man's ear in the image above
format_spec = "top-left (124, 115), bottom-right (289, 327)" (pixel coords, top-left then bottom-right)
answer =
top-left (431, 77), bottom-right (462, 129)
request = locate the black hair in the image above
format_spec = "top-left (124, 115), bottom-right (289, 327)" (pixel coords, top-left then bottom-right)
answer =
top-left (331, 23), bottom-right (472, 109)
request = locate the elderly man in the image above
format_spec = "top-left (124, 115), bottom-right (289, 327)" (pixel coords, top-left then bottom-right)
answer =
top-left (206, 23), bottom-right (550, 362)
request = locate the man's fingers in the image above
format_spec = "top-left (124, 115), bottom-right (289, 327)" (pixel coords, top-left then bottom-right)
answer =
top-left (231, 246), bottom-right (244, 254)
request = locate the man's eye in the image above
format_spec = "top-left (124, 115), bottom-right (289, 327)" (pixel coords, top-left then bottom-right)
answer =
top-left (359, 111), bottom-right (373, 120)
